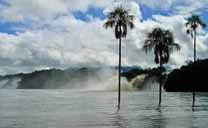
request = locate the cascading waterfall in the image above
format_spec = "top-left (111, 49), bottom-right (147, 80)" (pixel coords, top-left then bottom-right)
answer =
top-left (0, 77), bottom-right (21, 89)
top-left (0, 68), bottom-right (160, 91)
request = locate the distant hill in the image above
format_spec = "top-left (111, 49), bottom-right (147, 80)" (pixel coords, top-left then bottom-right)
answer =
top-left (164, 59), bottom-right (208, 92)
top-left (13, 67), bottom-right (118, 89)
top-left (0, 66), bottom-right (142, 89)
top-left (115, 66), bottom-right (142, 73)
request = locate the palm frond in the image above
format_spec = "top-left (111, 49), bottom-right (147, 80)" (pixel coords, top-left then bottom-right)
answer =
top-left (121, 24), bottom-right (127, 38)
top-left (198, 20), bottom-right (206, 28)
top-left (104, 5), bottom-right (135, 39)
top-left (154, 46), bottom-right (160, 64)
top-left (185, 22), bottom-right (190, 27)
top-left (191, 31), bottom-right (193, 38)
top-left (104, 20), bottom-right (116, 28)
top-left (142, 39), bottom-right (155, 53)
top-left (128, 15), bottom-right (134, 21)
top-left (173, 43), bottom-right (181, 51)
top-left (128, 21), bottom-right (135, 29)
top-left (185, 15), bottom-right (206, 31)
top-left (187, 29), bottom-right (190, 34)
top-left (143, 44), bottom-right (151, 53)
top-left (143, 27), bottom-right (180, 64)
top-left (169, 43), bottom-right (181, 53)
top-left (115, 24), bottom-right (121, 39)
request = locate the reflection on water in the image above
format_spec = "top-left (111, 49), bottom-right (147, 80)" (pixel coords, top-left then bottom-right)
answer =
top-left (140, 108), bottom-right (167, 128)
top-left (0, 90), bottom-right (208, 128)
top-left (112, 112), bottom-right (128, 128)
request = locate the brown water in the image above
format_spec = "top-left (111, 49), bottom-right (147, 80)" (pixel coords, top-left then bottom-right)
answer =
top-left (0, 90), bottom-right (208, 128)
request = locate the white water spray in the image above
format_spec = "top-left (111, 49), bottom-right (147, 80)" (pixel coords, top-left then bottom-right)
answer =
top-left (0, 68), bottom-right (160, 91)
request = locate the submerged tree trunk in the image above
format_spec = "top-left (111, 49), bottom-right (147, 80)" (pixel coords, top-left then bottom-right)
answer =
top-left (159, 62), bottom-right (162, 106)
top-left (118, 37), bottom-right (121, 110)
top-left (192, 30), bottom-right (197, 108)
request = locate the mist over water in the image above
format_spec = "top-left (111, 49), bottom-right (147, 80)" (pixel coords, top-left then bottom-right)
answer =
top-left (79, 68), bottom-right (160, 91)
top-left (0, 77), bottom-right (20, 89)
top-left (63, 68), bottom-right (132, 91)
top-left (54, 68), bottom-right (134, 91)
top-left (0, 67), bottom-right (158, 91)
top-left (0, 69), bottom-right (207, 128)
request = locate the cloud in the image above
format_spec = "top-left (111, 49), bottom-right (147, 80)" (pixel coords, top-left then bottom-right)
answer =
top-left (0, 1), bottom-right (207, 75)
top-left (0, 16), bottom-right (119, 74)
top-left (138, 0), bottom-right (176, 10)
top-left (0, 0), bottom-right (207, 23)
top-left (173, 0), bottom-right (208, 15)
top-left (0, 0), bottom-right (68, 22)
top-left (0, 0), bottom-right (113, 23)
top-left (104, 1), bottom-right (142, 19)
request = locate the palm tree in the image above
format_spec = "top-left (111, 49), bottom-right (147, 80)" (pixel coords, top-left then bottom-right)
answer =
top-left (104, 6), bottom-right (135, 110)
top-left (185, 15), bottom-right (206, 108)
top-left (143, 27), bottom-right (180, 106)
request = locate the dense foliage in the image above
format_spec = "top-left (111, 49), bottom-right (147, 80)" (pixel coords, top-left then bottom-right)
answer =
top-left (122, 67), bottom-right (166, 81)
top-left (164, 59), bottom-right (208, 92)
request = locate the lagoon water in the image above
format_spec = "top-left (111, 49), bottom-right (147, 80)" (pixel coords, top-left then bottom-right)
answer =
top-left (0, 90), bottom-right (208, 128)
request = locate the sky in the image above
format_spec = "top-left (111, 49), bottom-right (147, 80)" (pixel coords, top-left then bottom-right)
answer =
top-left (0, 0), bottom-right (208, 75)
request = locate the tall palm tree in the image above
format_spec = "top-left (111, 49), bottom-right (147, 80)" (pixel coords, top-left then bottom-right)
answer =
top-left (143, 27), bottom-right (180, 106)
top-left (185, 15), bottom-right (206, 108)
top-left (104, 6), bottom-right (135, 110)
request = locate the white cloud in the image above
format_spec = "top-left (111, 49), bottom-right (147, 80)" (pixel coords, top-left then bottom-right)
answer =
top-left (104, 1), bottom-right (142, 19)
top-left (138, 0), bottom-right (176, 10)
top-left (0, 0), bottom-right (68, 22)
top-left (0, 1), bottom-right (207, 75)
top-left (0, 0), bottom-right (207, 23)
top-left (0, 0), bottom-right (113, 22)
top-left (173, 0), bottom-right (208, 15)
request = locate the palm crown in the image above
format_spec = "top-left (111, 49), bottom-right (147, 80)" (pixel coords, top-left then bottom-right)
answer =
top-left (103, 5), bottom-right (135, 110)
top-left (143, 27), bottom-right (180, 65)
top-left (185, 15), bottom-right (206, 108)
top-left (186, 15), bottom-right (206, 37)
top-left (104, 6), bottom-right (135, 39)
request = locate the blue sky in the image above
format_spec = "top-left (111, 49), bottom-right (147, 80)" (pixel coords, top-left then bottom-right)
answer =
top-left (0, 0), bottom-right (208, 75)
top-left (72, 4), bottom-right (171, 21)
top-left (1, 2), bottom-right (208, 35)
top-left (73, 6), bottom-right (106, 21)
top-left (140, 4), bottom-right (171, 20)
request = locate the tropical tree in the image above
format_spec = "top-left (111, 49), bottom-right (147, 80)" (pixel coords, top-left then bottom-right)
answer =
top-left (143, 27), bottom-right (180, 106)
top-left (104, 6), bottom-right (135, 110)
top-left (185, 15), bottom-right (206, 108)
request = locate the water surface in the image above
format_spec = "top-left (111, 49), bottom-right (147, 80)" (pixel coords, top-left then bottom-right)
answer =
top-left (0, 90), bottom-right (208, 128)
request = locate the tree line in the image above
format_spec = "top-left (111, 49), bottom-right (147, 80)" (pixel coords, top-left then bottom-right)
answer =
top-left (104, 6), bottom-right (206, 110)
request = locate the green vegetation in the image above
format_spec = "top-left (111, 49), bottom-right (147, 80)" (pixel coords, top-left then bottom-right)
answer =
top-left (17, 67), bottom-right (105, 89)
top-left (0, 5), bottom-right (208, 109)
top-left (164, 59), bottom-right (208, 92)
top-left (18, 69), bottom-right (67, 89)
top-left (143, 27), bottom-right (180, 106)
top-left (185, 15), bottom-right (206, 107)
top-left (104, 6), bottom-right (135, 110)
top-left (121, 67), bottom-right (166, 82)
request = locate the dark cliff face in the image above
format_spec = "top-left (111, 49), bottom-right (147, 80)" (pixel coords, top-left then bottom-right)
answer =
top-left (17, 66), bottom-right (163, 89)
top-left (121, 67), bottom-right (166, 82)
top-left (14, 66), bottom-right (142, 89)
top-left (164, 59), bottom-right (208, 92)
top-left (0, 66), bottom-right (163, 89)
top-left (17, 69), bottom-right (68, 89)
top-left (17, 68), bottom-right (106, 89)
top-left (16, 67), bottom-right (142, 89)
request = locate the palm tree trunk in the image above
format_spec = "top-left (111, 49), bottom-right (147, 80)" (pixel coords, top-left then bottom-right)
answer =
top-left (194, 30), bottom-right (196, 62)
top-left (159, 62), bottom-right (162, 106)
top-left (118, 37), bottom-right (121, 110)
top-left (192, 30), bottom-right (196, 108)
